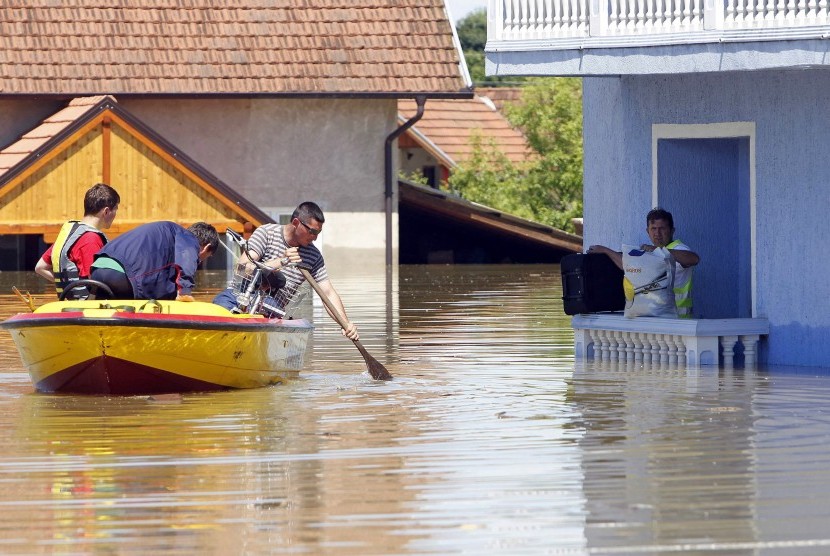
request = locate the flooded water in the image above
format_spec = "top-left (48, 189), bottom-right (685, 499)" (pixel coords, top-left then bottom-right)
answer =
top-left (1, 266), bottom-right (830, 554)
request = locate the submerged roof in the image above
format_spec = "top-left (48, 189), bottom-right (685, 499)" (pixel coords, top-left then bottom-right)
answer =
top-left (399, 95), bottom-right (532, 167)
top-left (399, 180), bottom-right (582, 253)
top-left (0, 1), bottom-right (472, 97)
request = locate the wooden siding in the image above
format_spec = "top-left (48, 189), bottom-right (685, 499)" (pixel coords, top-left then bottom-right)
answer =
top-left (0, 108), bottom-right (264, 242)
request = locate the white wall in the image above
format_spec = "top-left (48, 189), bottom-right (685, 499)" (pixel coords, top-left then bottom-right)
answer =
top-left (122, 97), bottom-right (399, 273)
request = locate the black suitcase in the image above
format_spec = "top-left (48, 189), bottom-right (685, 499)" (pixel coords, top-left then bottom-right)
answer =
top-left (560, 253), bottom-right (625, 315)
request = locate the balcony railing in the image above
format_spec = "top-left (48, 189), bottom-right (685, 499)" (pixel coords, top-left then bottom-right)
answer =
top-left (572, 313), bottom-right (770, 368)
top-left (487, 0), bottom-right (830, 47)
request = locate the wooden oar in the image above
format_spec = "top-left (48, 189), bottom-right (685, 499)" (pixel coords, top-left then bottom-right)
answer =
top-left (299, 268), bottom-right (392, 381)
top-left (12, 287), bottom-right (35, 312)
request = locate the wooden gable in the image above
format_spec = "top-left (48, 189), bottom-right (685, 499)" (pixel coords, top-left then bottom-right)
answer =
top-left (0, 96), bottom-right (274, 243)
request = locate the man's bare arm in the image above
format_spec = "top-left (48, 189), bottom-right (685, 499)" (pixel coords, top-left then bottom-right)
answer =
top-left (669, 249), bottom-right (700, 268)
top-left (587, 245), bottom-right (623, 270)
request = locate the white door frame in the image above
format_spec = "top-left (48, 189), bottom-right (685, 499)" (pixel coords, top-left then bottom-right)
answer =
top-left (652, 122), bottom-right (757, 316)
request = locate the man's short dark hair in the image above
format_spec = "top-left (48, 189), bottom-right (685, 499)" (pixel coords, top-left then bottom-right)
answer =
top-left (187, 222), bottom-right (219, 253)
top-left (84, 183), bottom-right (120, 216)
top-left (647, 207), bottom-right (674, 229)
top-left (292, 201), bottom-right (325, 224)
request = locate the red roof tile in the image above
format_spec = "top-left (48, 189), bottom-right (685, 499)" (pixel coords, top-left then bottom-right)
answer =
top-left (399, 96), bottom-right (533, 167)
top-left (0, 2), bottom-right (470, 96)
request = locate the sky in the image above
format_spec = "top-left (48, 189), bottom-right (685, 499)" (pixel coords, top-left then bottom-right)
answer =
top-left (444, 0), bottom-right (487, 22)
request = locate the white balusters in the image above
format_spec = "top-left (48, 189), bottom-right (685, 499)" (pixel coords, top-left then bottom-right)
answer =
top-left (610, 0), bottom-right (621, 30)
top-left (504, 0), bottom-right (516, 35)
top-left (614, 330), bottom-right (626, 360)
top-left (796, 0), bottom-right (808, 22)
top-left (601, 330), bottom-right (611, 359)
top-left (675, 335), bottom-right (687, 366)
top-left (666, 335), bottom-right (679, 365)
top-left (494, 0), bottom-right (825, 41)
top-left (579, 0), bottom-right (590, 30)
top-left (740, 334), bottom-right (760, 366)
top-left (674, 0), bottom-right (683, 26)
top-left (806, 0), bottom-right (817, 22)
top-left (633, 332), bottom-right (645, 363)
top-left (683, 0), bottom-right (693, 26)
top-left (544, 0), bottom-right (554, 29)
top-left (766, 0), bottom-right (778, 23)
top-left (776, 0), bottom-right (788, 21)
top-left (630, 0), bottom-right (641, 29)
top-left (648, 333), bottom-right (662, 364)
top-left (587, 329), bottom-right (599, 359)
top-left (725, 0), bottom-right (737, 25)
top-left (624, 332), bottom-right (636, 362)
top-left (572, 316), bottom-right (768, 370)
top-left (644, 0), bottom-right (655, 28)
top-left (603, 329), bottom-right (614, 360)
top-left (721, 335), bottom-right (739, 368)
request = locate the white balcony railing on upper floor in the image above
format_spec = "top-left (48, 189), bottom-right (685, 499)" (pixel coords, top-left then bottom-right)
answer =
top-left (488, 0), bottom-right (830, 47)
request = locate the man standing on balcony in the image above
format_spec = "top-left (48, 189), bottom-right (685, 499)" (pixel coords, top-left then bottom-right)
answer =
top-left (588, 207), bottom-right (700, 318)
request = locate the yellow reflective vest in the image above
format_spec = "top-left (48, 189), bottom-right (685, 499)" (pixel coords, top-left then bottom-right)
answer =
top-left (51, 221), bottom-right (106, 299)
top-left (667, 239), bottom-right (693, 318)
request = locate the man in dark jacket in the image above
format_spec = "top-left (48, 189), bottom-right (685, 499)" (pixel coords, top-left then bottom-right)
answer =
top-left (90, 221), bottom-right (219, 300)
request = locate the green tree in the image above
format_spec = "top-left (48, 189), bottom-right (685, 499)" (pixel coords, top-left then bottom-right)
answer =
top-left (447, 78), bottom-right (583, 232)
top-left (456, 8), bottom-right (486, 51)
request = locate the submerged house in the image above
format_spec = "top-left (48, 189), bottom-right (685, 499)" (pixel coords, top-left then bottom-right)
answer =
top-left (395, 94), bottom-right (583, 263)
top-left (486, 1), bottom-right (829, 366)
top-left (0, 1), bottom-right (472, 273)
top-left (398, 94), bottom-right (533, 187)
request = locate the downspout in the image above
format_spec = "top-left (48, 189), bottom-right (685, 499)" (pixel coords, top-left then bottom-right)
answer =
top-left (384, 95), bottom-right (426, 266)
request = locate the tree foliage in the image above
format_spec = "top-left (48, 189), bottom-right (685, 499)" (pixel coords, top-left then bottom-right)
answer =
top-left (447, 78), bottom-right (584, 232)
top-left (456, 8), bottom-right (486, 51)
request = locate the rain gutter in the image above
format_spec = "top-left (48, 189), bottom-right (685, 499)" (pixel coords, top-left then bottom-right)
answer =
top-left (384, 94), bottom-right (426, 267)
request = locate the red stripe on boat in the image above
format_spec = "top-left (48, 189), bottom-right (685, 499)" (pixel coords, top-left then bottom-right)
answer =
top-left (37, 356), bottom-right (232, 395)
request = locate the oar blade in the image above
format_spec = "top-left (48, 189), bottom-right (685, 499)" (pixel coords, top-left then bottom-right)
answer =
top-left (355, 340), bottom-right (393, 381)
top-left (298, 267), bottom-right (392, 380)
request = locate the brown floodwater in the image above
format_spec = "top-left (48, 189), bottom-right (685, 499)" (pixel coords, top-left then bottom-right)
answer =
top-left (1, 266), bottom-right (830, 555)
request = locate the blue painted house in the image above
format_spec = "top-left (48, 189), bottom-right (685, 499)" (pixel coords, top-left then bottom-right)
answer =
top-left (485, 1), bottom-right (830, 367)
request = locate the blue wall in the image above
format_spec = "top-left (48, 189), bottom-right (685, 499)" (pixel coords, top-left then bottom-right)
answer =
top-left (583, 70), bottom-right (830, 366)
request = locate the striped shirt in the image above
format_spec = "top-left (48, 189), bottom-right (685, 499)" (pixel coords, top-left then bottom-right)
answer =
top-left (246, 223), bottom-right (327, 309)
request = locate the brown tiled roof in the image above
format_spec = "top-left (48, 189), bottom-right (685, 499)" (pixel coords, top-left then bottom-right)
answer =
top-left (0, 96), bottom-right (109, 173)
top-left (475, 87), bottom-right (524, 111)
top-left (399, 96), bottom-right (533, 167)
top-left (0, 1), bottom-right (471, 96)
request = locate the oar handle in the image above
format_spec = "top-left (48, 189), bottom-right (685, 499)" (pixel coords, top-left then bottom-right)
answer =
top-left (299, 268), bottom-right (350, 331)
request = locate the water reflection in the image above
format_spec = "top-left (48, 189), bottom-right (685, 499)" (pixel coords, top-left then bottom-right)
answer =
top-left (1, 267), bottom-right (830, 553)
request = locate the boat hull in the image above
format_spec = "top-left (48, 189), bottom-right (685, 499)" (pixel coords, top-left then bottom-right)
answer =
top-left (1, 300), bottom-right (313, 395)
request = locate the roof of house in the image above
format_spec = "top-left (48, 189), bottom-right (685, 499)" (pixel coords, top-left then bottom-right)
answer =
top-left (0, 95), bottom-right (276, 236)
top-left (0, 1), bottom-right (471, 97)
top-left (0, 96), bottom-right (106, 176)
top-left (475, 87), bottom-right (524, 111)
top-left (398, 95), bottom-right (532, 167)
top-left (399, 179), bottom-right (582, 252)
